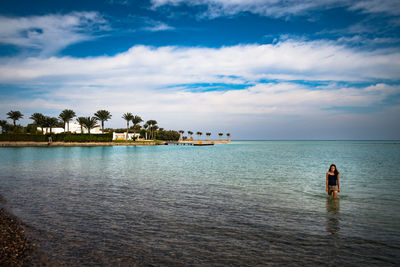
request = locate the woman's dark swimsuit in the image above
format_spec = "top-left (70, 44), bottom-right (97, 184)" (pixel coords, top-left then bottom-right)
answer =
top-left (328, 174), bottom-right (337, 185)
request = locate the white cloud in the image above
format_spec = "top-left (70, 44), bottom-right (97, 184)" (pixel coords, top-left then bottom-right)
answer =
top-left (0, 40), bottom-right (399, 85)
top-left (107, 0), bottom-right (130, 6)
top-left (141, 19), bottom-right (175, 32)
top-left (0, 12), bottom-right (108, 56)
top-left (143, 22), bottom-right (174, 31)
top-left (1, 40), bottom-right (399, 139)
top-left (1, 81), bottom-right (399, 139)
top-left (125, 15), bottom-right (175, 32)
top-left (349, 0), bottom-right (400, 16)
top-left (151, 0), bottom-right (400, 18)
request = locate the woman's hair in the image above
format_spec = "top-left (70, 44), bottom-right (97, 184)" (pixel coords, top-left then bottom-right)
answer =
top-left (329, 164), bottom-right (339, 175)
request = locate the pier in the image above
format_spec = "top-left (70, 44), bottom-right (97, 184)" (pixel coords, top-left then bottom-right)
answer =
top-left (167, 140), bottom-right (231, 146)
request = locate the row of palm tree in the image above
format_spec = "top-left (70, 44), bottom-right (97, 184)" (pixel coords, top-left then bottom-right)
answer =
top-left (2, 110), bottom-right (231, 140)
top-left (121, 114), bottom-right (160, 140)
top-left (1, 109), bottom-right (111, 134)
top-left (178, 130), bottom-right (231, 141)
top-left (122, 113), bottom-right (143, 137)
top-left (145, 120), bottom-right (158, 140)
top-left (30, 110), bottom-right (112, 134)
top-left (2, 109), bottom-right (159, 138)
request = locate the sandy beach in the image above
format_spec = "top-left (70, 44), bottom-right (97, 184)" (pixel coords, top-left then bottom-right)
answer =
top-left (0, 141), bottom-right (166, 147)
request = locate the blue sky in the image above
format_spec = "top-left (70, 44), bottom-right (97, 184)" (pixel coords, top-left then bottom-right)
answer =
top-left (0, 0), bottom-right (399, 139)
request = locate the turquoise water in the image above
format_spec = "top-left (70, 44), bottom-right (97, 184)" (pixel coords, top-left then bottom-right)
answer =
top-left (0, 141), bottom-right (399, 265)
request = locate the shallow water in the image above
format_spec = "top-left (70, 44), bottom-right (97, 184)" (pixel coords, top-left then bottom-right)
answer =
top-left (0, 141), bottom-right (399, 265)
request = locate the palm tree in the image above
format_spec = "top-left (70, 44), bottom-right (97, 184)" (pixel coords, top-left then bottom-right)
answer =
top-left (7, 110), bottom-right (23, 127)
top-left (76, 117), bottom-right (86, 133)
top-left (206, 132), bottom-right (211, 140)
top-left (226, 133), bottom-right (231, 140)
top-left (151, 120), bottom-right (158, 139)
top-left (151, 125), bottom-right (159, 140)
top-left (146, 120), bottom-right (157, 140)
top-left (131, 115), bottom-right (143, 136)
top-left (94, 110), bottom-right (111, 133)
top-left (59, 109), bottom-right (76, 132)
top-left (218, 133), bottom-right (223, 140)
top-left (196, 131), bottom-right (202, 140)
top-left (30, 113), bottom-right (46, 133)
top-left (188, 131), bottom-right (193, 140)
top-left (82, 117), bottom-right (98, 134)
top-left (143, 123), bottom-right (149, 139)
top-left (122, 113), bottom-right (134, 139)
top-left (179, 130), bottom-right (184, 140)
top-left (44, 117), bottom-right (59, 134)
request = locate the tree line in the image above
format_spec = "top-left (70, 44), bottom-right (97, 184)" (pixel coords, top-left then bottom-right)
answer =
top-left (178, 131), bottom-right (231, 141)
top-left (1, 109), bottom-right (112, 134)
top-left (1, 110), bottom-right (231, 141)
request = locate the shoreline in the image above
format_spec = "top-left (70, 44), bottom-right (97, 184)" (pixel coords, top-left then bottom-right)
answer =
top-left (0, 140), bottom-right (231, 147)
top-left (0, 196), bottom-right (34, 266)
top-left (0, 141), bottom-right (166, 147)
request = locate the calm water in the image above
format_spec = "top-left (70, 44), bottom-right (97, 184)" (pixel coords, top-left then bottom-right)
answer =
top-left (0, 141), bottom-right (399, 266)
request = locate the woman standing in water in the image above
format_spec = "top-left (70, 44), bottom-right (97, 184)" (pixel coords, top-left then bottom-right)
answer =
top-left (326, 164), bottom-right (340, 198)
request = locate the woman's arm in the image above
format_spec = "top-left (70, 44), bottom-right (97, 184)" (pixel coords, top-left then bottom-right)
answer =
top-left (326, 173), bottom-right (329, 192)
top-left (337, 173), bottom-right (340, 192)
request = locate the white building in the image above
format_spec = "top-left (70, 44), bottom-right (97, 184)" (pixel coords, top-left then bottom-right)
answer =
top-left (113, 132), bottom-right (140, 140)
top-left (37, 127), bottom-right (65, 134)
top-left (38, 122), bottom-right (102, 134)
top-left (68, 122), bottom-right (101, 134)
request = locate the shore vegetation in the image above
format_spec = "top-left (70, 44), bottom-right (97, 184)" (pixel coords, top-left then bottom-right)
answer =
top-left (7, 111), bottom-right (23, 130)
top-left (59, 109), bottom-right (76, 132)
top-left (0, 109), bottom-right (231, 143)
top-left (94, 110), bottom-right (112, 134)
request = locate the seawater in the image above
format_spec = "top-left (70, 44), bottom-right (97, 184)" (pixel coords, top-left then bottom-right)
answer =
top-left (0, 141), bottom-right (399, 265)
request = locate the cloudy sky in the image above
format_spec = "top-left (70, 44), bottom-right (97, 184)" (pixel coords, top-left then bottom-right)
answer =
top-left (0, 0), bottom-right (399, 139)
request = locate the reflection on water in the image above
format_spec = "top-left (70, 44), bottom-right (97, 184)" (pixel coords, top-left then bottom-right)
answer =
top-left (1, 142), bottom-right (400, 265)
top-left (326, 197), bottom-right (340, 234)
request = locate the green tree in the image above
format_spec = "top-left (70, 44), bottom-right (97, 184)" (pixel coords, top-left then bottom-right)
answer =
top-left (146, 120), bottom-right (157, 140)
top-left (0, 120), bottom-right (10, 134)
top-left (59, 109), bottom-right (76, 132)
top-left (132, 124), bottom-right (141, 133)
top-left (206, 132), bottom-right (211, 140)
top-left (122, 113), bottom-right (134, 139)
top-left (94, 110), bottom-right (111, 133)
top-left (156, 130), bottom-right (180, 141)
top-left (179, 130), bottom-right (184, 140)
top-left (44, 117), bottom-right (59, 134)
top-left (188, 131), bottom-right (193, 140)
top-left (131, 115), bottom-right (143, 136)
top-left (196, 131), bottom-right (202, 140)
top-left (7, 110), bottom-right (24, 127)
top-left (76, 117), bottom-right (86, 133)
top-left (143, 123), bottom-right (149, 139)
top-left (218, 133), bottom-right (223, 140)
top-left (151, 124), bottom-right (159, 139)
top-left (82, 117), bottom-right (98, 134)
top-left (30, 113), bottom-right (46, 133)
top-left (25, 123), bottom-right (40, 134)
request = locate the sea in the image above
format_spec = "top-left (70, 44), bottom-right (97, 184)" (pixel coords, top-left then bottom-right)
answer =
top-left (0, 141), bottom-right (399, 266)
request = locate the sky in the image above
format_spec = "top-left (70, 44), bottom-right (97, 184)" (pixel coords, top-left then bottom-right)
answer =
top-left (0, 0), bottom-right (399, 140)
